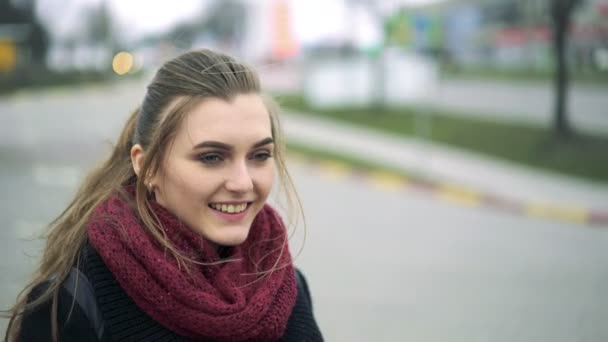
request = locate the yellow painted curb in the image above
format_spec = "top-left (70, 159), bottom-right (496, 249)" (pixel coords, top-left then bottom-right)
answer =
top-left (437, 185), bottom-right (482, 207)
top-left (285, 154), bottom-right (603, 227)
top-left (317, 160), bottom-right (351, 180)
top-left (526, 202), bottom-right (588, 224)
top-left (367, 171), bottom-right (408, 192)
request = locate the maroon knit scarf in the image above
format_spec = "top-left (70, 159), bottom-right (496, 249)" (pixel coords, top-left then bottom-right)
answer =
top-left (87, 190), bottom-right (297, 341)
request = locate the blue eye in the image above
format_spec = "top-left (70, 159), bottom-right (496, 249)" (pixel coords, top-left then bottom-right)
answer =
top-left (252, 151), bottom-right (273, 162)
top-left (199, 153), bottom-right (223, 165)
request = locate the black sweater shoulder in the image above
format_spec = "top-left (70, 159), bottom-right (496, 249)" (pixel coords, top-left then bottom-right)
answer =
top-left (19, 245), bottom-right (323, 342)
top-left (285, 269), bottom-right (324, 341)
top-left (19, 280), bottom-right (100, 342)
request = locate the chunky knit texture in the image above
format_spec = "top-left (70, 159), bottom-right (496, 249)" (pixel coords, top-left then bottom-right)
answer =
top-left (87, 190), bottom-right (297, 341)
top-left (80, 244), bottom-right (324, 341)
top-left (19, 246), bottom-right (325, 342)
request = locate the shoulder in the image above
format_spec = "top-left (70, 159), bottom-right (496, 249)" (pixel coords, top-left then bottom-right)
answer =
top-left (19, 269), bottom-right (103, 342)
top-left (281, 268), bottom-right (324, 341)
top-left (295, 268), bottom-right (314, 308)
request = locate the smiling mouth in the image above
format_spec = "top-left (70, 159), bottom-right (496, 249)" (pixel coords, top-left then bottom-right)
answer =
top-left (208, 202), bottom-right (251, 214)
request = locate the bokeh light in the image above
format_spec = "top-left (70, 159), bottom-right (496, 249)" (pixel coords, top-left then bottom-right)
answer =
top-left (112, 51), bottom-right (134, 75)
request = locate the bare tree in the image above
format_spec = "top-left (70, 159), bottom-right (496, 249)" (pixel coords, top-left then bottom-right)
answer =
top-left (87, 1), bottom-right (113, 47)
top-left (550, 0), bottom-right (582, 140)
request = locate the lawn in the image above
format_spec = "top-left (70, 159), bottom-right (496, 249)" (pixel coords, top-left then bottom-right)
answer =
top-left (278, 95), bottom-right (608, 182)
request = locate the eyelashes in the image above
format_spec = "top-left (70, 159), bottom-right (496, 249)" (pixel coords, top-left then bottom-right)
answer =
top-left (198, 151), bottom-right (273, 165)
top-left (252, 151), bottom-right (273, 161)
top-left (199, 153), bottom-right (223, 165)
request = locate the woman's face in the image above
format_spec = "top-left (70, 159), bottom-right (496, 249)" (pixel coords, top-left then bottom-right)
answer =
top-left (152, 94), bottom-right (275, 247)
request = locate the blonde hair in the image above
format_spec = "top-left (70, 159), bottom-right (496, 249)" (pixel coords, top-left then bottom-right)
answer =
top-left (2, 49), bottom-right (303, 342)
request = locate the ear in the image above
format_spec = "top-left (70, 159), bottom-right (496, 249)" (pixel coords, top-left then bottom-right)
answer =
top-left (130, 143), bottom-right (145, 177)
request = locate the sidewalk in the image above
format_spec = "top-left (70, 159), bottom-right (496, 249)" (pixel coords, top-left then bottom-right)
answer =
top-left (282, 111), bottom-right (608, 225)
top-left (259, 64), bottom-right (608, 135)
top-left (432, 79), bottom-right (608, 136)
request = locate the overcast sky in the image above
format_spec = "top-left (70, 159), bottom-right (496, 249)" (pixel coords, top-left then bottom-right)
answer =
top-left (36, 0), bottom-right (210, 41)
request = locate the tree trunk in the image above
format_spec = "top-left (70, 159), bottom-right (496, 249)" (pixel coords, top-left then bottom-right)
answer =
top-left (551, 0), bottom-right (577, 140)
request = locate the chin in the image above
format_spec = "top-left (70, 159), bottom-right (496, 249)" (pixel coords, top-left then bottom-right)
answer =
top-left (208, 228), bottom-right (250, 247)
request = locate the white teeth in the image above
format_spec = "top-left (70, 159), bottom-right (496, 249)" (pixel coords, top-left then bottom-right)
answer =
top-left (210, 203), bottom-right (247, 214)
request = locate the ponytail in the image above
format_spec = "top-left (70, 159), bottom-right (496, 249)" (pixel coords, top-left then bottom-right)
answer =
top-left (2, 107), bottom-right (141, 342)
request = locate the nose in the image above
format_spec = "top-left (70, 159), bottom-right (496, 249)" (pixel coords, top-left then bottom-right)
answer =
top-left (224, 160), bottom-right (253, 193)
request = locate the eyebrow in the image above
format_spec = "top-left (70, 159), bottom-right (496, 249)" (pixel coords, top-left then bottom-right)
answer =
top-left (193, 137), bottom-right (274, 150)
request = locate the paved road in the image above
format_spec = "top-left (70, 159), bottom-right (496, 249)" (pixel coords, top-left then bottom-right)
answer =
top-left (2, 82), bottom-right (608, 341)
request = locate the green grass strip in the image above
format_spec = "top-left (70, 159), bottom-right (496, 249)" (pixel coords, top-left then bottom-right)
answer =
top-left (278, 95), bottom-right (608, 182)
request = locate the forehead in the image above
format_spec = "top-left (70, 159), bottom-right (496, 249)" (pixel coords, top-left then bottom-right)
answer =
top-left (178, 94), bottom-right (272, 144)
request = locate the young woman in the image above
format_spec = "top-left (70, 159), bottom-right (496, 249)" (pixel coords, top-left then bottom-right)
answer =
top-left (3, 49), bottom-right (323, 341)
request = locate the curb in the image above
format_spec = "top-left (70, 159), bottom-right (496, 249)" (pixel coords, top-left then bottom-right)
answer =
top-left (289, 154), bottom-right (608, 227)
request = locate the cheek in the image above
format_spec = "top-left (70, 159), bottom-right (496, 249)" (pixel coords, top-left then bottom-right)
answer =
top-left (160, 160), bottom-right (204, 197)
top-left (254, 164), bottom-right (275, 196)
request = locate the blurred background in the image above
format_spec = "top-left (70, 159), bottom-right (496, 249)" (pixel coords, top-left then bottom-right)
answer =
top-left (2, 0), bottom-right (608, 341)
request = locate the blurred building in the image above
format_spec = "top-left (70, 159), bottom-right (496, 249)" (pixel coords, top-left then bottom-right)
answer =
top-left (0, 0), bottom-right (48, 76)
top-left (383, 0), bottom-right (608, 72)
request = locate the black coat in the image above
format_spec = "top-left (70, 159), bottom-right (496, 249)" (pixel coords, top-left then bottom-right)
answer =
top-left (20, 244), bottom-right (323, 342)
